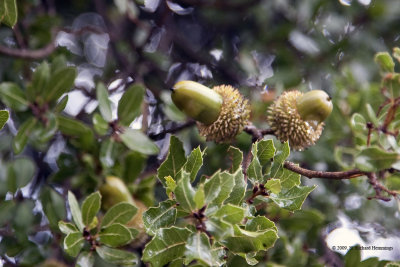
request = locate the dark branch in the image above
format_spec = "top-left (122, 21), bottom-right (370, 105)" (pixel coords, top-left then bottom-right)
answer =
top-left (243, 124), bottom-right (274, 142)
top-left (283, 161), bottom-right (368, 180)
top-left (367, 172), bottom-right (398, 201)
top-left (149, 120), bottom-right (196, 140)
top-left (0, 42), bottom-right (56, 60)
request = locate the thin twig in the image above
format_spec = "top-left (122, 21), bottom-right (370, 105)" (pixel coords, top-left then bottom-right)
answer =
top-left (367, 172), bottom-right (398, 201)
top-left (283, 161), bottom-right (368, 180)
top-left (243, 124), bottom-right (274, 142)
top-left (0, 42), bottom-right (56, 60)
top-left (149, 120), bottom-right (196, 140)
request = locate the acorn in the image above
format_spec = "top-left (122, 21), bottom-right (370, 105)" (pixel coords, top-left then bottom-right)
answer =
top-left (267, 90), bottom-right (332, 150)
top-left (99, 176), bottom-right (148, 245)
top-left (171, 81), bottom-right (251, 143)
top-left (99, 176), bottom-right (134, 210)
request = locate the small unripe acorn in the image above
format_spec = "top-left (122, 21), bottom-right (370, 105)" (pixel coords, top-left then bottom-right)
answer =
top-left (296, 90), bottom-right (333, 123)
top-left (99, 176), bottom-right (134, 210)
top-left (99, 176), bottom-right (148, 246)
top-left (171, 81), bottom-right (223, 125)
top-left (171, 81), bottom-right (251, 143)
top-left (267, 90), bottom-right (332, 150)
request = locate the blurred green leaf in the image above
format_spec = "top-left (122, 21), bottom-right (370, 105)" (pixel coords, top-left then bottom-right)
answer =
top-left (175, 173), bottom-right (196, 212)
top-left (257, 139), bottom-right (276, 167)
top-left (334, 146), bottom-right (358, 169)
top-left (184, 146), bottom-right (204, 182)
top-left (221, 224), bottom-right (278, 254)
top-left (393, 47), bottom-right (400, 63)
top-left (31, 112), bottom-right (58, 144)
top-left (247, 144), bottom-right (263, 184)
top-left (228, 146), bottom-right (243, 173)
top-left (366, 104), bottom-right (379, 126)
top-left (122, 151), bottom-right (146, 183)
top-left (345, 245), bottom-right (361, 267)
top-left (81, 191), bottom-right (101, 227)
top-left (13, 117), bottom-right (37, 154)
top-left (96, 246), bottom-right (138, 266)
top-left (76, 251), bottom-right (95, 267)
top-left (158, 135), bottom-right (186, 185)
top-left (142, 227), bottom-right (191, 267)
top-left (165, 175), bottom-right (177, 197)
top-left (55, 95), bottom-right (69, 113)
top-left (161, 91), bottom-right (186, 122)
top-left (44, 67), bottom-right (76, 104)
top-left (385, 174), bottom-right (400, 191)
top-left (63, 232), bottom-right (84, 257)
top-left (99, 223), bottom-right (133, 247)
top-left (57, 115), bottom-right (94, 149)
top-left (58, 221), bottom-right (78, 235)
top-left (93, 113), bottom-right (109, 135)
top-left (213, 171), bottom-right (235, 205)
top-left (0, 201), bottom-right (15, 226)
top-left (101, 202), bottom-right (138, 228)
top-left (7, 157), bottom-right (35, 193)
top-left (0, 82), bottom-right (29, 111)
top-left (265, 179), bottom-right (282, 194)
top-left (0, 0), bottom-right (18, 27)
top-left (225, 168), bottom-right (246, 205)
top-left (194, 184), bottom-right (205, 209)
top-left (131, 174), bottom-right (156, 206)
top-left (355, 146), bottom-right (399, 172)
top-left (184, 232), bottom-right (218, 266)
top-left (99, 139), bottom-right (119, 169)
top-left (375, 52), bottom-right (394, 73)
top-left (246, 216), bottom-right (277, 232)
top-left (268, 185), bottom-right (316, 211)
top-left (96, 82), bottom-right (113, 122)
top-left (120, 127), bottom-right (159, 155)
top-left (205, 217), bottom-right (234, 240)
top-left (214, 204), bottom-right (245, 224)
top-left (28, 61), bottom-right (50, 102)
top-left (203, 171), bottom-right (221, 204)
top-left (350, 113), bottom-right (367, 132)
top-left (270, 141), bottom-right (290, 178)
top-left (203, 170), bottom-right (235, 206)
top-left (68, 191), bottom-right (84, 231)
top-left (117, 84), bottom-right (145, 126)
top-left (143, 200), bottom-right (177, 236)
top-left (0, 110), bottom-right (9, 130)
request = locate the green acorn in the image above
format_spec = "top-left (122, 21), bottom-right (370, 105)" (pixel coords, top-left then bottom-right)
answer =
top-left (171, 81), bottom-right (251, 143)
top-left (99, 176), bottom-right (147, 245)
top-left (267, 90), bottom-right (333, 150)
top-left (171, 81), bottom-right (223, 125)
top-left (99, 176), bottom-right (134, 210)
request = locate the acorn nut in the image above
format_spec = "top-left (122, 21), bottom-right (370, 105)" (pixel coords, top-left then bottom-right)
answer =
top-left (171, 81), bottom-right (251, 143)
top-left (99, 176), bottom-right (134, 210)
top-left (171, 81), bottom-right (223, 125)
top-left (296, 90), bottom-right (333, 123)
top-left (267, 90), bottom-right (332, 150)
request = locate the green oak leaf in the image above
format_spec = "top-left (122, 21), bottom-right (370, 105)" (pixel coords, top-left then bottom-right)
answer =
top-left (142, 227), bottom-right (191, 267)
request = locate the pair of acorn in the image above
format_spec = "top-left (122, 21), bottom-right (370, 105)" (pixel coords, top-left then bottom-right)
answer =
top-left (171, 81), bottom-right (333, 150)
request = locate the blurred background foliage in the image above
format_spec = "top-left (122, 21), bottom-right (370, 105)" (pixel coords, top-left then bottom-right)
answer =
top-left (0, 0), bottom-right (400, 266)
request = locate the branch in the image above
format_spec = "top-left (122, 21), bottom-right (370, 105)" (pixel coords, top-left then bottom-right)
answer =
top-left (283, 161), bottom-right (368, 180)
top-left (149, 120), bottom-right (196, 140)
top-left (243, 124), bottom-right (274, 142)
top-left (0, 42), bottom-right (55, 60)
top-left (367, 172), bottom-right (398, 201)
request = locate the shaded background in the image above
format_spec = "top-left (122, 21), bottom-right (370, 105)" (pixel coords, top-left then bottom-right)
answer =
top-left (0, 0), bottom-right (400, 266)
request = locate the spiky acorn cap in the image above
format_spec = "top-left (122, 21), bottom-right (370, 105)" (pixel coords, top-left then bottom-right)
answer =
top-left (267, 90), bottom-right (332, 150)
top-left (197, 85), bottom-right (251, 143)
